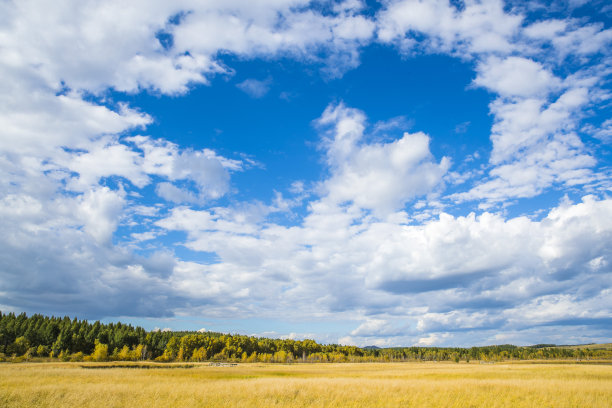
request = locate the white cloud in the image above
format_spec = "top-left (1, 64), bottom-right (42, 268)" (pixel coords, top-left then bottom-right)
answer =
top-left (78, 187), bottom-right (126, 244)
top-left (317, 103), bottom-right (450, 216)
top-left (452, 86), bottom-right (596, 204)
top-left (172, 1), bottom-right (375, 77)
top-left (66, 139), bottom-right (150, 190)
top-left (236, 78), bottom-right (271, 98)
top-left (523, 19), bottom-right (567, 40)
top-left (0, 89), bottom-right (151, 158)
top-left (0, 0), bottom-right (376, 228)
top-left (0, 0), bottom-right (611, 346)
top-left (156, 203), bottom-right (270, 238)
top-left (127, 136), bottom-right (240, 204)
top-left (523, 19), bottom-right (612, 61)
top-left (473, 56), bottom-right (561, 98)
top-left (337, 336), bottom-right (358, 346)
top-left (375, 1), bottom-right (610, 207)
top-left (0, 1), bottom-right (237, 96)
top-left (150, 108), bottom-right (612, 343)
top-left (155, 182), bottom-right (199, 204)
top-left (0, 190), bottom-right (182, 318)
top-left (489, 88), bottom-right (591, 164)
top-left (350, 319), bottom-right (406, 337)
top-left (130, 231), bottom-right (158, 242)
top-left (377, 0), bottom-right (522, 55)
top-left (415, 333), bottom-right (450, 346)
top-left (584, 118), bottom-right (612, 142)
top-left (2, 0), bottom-right (376, 321)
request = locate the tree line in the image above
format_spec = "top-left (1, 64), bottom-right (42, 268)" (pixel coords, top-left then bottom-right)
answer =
top-left (1, 311), bottom-right (610, 363)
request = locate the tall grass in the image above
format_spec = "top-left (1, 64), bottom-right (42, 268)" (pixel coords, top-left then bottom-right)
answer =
top-left (1, 362), bottom-right (610, 407)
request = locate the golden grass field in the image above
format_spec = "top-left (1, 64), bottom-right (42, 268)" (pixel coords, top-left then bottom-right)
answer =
top-left (1, 361), bottom-right (611, 407)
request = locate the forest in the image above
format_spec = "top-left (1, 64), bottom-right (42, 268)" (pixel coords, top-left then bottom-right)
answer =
top-left (1, 311), bottom-right (610, 363)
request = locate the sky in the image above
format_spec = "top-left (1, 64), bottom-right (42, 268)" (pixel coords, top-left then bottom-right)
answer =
top-left (0, 0), bottom-right (611, 347)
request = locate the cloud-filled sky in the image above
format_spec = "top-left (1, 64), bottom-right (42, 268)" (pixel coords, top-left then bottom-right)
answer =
top-left (1, 0), bottom-right (611, 347)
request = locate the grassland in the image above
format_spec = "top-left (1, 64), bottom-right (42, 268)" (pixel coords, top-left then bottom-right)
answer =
top-left (1, 361), bottom-right (611, 407)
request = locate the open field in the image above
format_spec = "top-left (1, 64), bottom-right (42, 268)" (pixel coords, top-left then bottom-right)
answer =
top-left (1, 361), bottom-right (611, 407)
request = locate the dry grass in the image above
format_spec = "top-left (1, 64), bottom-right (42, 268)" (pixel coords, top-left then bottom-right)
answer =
top-left (1, 361), bottom-right (611, 407)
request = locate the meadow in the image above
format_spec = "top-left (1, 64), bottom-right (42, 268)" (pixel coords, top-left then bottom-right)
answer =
top-left (1, 361), bottom-right (611, 407)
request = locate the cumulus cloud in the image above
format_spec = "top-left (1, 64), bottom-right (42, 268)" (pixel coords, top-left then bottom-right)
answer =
top-left (350, 319), bottom-right (407, 337)
top-left (171, 0), bottom-right (375, 78)
top-left (377, 0), bottom-right (522, 55)
top-left (453, 85), bottom-right (597, 204)
top-left (0, 0), bottom-right (376, 96)
top-left (66, 140), bottom-right (150, 190)
top-left (0, 190), bottom-right (180, 318)
top-left (77, 187), bottom-right (126, 244)
top-left (149, 95), bottom-right (612, 344)
top-left (415, 333), bottom-right (450, 346)
top-left (0, 0), bottom-right (376, 320)
top-left (128, 136), bottom-right (240, 204)
top-left (473, 56), bottom-right (561, 98)
top-left (1, 0), bottom-right (611, 347)
top-left (375, 0), bottom-right (610, 206)
top-left (317, 103), bottom-right (450, 216)
top-left (0, 0), bottom-right (376, 210)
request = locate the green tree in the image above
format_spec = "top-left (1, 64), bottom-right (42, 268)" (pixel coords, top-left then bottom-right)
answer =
top-left (11, 336), bottom-right (30, 356)
top-left (161, 336), bottom-right (180, 361)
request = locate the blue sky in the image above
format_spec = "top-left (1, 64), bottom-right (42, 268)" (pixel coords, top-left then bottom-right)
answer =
top-left (1, 0), bottom-right (611, 347)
